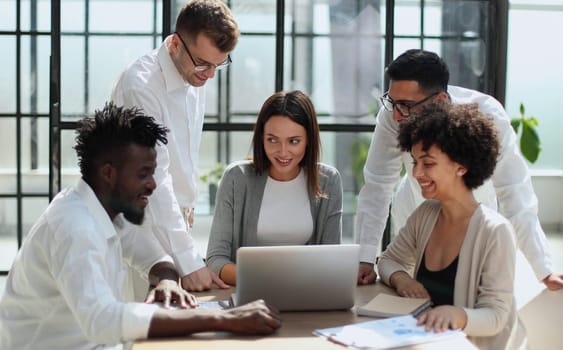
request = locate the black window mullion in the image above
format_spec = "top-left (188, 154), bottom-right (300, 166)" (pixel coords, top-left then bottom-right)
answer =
top-left (489, 0), bottom-right (508, 104)
top-left (383, 0), bottom-right (395, 91)
top-left (84, 0), bottom-right (89, 113)
top-left (16, 0), bottom-right (23, 249)
top-left (49, 0), bottom-right (61, 200)
top-left (275, 0), bottom-right (285, 92)
top-left (163, 0), bottom-right (172, 39)
top-left (30, 0), bottom-right (38, 170)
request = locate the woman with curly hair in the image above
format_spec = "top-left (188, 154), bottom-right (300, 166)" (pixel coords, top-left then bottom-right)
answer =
top-left (377, 102), bottom-right (526, 350)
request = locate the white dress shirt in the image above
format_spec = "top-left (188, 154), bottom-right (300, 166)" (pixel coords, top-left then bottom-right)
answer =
top-left (111, 39), bottom-right (205, 275)
top-left (0, 179), bottom-right (170, 350)
top-left (355, 85), bottom-right (553, 280)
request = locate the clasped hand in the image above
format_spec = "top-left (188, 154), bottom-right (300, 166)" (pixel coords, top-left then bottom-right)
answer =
top-left (145, 279), bottom-right (198, 309)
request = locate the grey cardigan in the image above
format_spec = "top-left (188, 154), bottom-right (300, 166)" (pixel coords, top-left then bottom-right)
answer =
top-left (206, 160), bottom-right (343, 276)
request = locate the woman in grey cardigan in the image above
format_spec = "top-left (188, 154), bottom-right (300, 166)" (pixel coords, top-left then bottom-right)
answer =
top-left (378, 103), bottom-right (526, 349)
top-left (206, 90), bottom-right (343, 286)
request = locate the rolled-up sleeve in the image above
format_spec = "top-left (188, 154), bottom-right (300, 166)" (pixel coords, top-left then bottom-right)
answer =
top-left (121, 303), bottom-right (159, 341)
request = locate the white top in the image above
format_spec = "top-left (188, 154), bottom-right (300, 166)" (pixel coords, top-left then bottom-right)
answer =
top-left (0, 179), bottom-right (169, 349)
top-left (257, 170), bottom-right (313, 245)
top-left (111, 40), bottom-right (205, 275)
top-left (355, 85), bottom-right (553, 280)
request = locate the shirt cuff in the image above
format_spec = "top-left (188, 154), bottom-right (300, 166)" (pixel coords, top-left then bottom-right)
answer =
top-left (173, 249), bottom-right (205, 276)
top-left (359, 244), bottom-right (379, 264)
top-left (121, 302), bottom-right (159, 341)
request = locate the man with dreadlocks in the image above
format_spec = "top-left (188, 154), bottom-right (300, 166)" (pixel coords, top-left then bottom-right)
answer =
top-left (0, 103), bottom-right (280, 350)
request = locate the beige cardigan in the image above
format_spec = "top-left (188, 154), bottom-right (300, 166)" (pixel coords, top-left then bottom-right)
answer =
top-left (378, 200), bottom-right (526, 350)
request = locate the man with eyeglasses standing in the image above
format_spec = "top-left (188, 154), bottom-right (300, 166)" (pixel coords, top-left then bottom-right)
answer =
top-left (355, 49), bottom-right (563, 292)
top-left (111, 0), bottom-right (239, 295)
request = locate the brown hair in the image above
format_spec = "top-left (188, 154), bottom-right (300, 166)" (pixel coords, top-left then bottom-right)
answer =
top-left (252, 90), bottom-right (324, 198)
top-left (175, 0), bottom-right (240, 52)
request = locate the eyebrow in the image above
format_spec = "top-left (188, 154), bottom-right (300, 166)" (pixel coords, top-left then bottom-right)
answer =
top-left (265, 133), bottom-right (303, 139)
top-left (411, 152), bottom-right (435, 160)
top-left (193, 53), bottom-right (227, 66)
top-left (395, 98), bottom-right (418, 105)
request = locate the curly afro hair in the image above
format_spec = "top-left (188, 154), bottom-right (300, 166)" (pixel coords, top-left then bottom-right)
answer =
top-left (397, 102), bottom-right (499, 190)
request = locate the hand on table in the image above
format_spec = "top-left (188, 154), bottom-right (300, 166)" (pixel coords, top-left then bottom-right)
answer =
top-left (221, 300), bottom-right (282, 334)
top-left (416, 305), bottom-right (467, 333)
top-left (357, 262), bottom-right (377, 285)
top-left (391, 272), bottom-right (430, 299)
top-left (181, 266), bottom-right (230, 292)
top-left (145, 279), bottom-right (197, 309)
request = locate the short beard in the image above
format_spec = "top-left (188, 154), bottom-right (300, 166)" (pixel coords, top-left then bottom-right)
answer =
top-left (109, 196), bottom-right (145, 225)
top-left (123, 207), bottom-right (145, 225)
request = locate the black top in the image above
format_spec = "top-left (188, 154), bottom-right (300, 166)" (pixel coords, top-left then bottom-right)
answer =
top-left (416, 253), bottom-right (458, 306)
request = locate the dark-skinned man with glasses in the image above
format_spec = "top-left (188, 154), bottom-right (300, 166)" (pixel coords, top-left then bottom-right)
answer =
top-left (355, 49), bottom-right (563, 292)
top-left (111, 0), bottom-right (239, 297)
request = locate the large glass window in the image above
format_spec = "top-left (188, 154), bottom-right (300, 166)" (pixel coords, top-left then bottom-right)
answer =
top-left (506, 1), bottom-right (563, 170)
top-left (1, 0), bottom-right (510, 274)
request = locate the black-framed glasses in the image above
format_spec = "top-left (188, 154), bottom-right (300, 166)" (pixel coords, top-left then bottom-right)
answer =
top-left (174, 32), bottom-right (231, 72)
top-left (380, 91), bottom-right (440, 117)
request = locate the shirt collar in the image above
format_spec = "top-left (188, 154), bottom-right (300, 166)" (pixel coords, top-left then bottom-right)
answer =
top-left (157, 41), bottom-right (190, 93)
top-left (75, 178), bottom-right (118, 240)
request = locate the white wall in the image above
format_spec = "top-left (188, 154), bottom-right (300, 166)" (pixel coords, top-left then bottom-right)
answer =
top-left (531, 173), bottom-right (563, 231)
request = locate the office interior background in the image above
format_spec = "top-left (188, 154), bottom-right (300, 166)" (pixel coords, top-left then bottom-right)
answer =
top-left (0, 0), bottom-right (562, 277)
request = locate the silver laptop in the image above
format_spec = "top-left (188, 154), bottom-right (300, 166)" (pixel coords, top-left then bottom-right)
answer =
top-left (233, 244), bottom-right (360, 311)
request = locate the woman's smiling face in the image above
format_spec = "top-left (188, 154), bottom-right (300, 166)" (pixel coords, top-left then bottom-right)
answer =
top-left (411, 142), bottom-right (465, 201)
top-left (263, 115), bottom-right (307, 181)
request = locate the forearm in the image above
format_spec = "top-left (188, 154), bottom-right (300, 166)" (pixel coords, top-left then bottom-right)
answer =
top-left (219, 263), bottom-right (237, 286)
top-left (149, 261), bottom-right (180, 287)
top-left (148, 309), bottom-right (224, 337)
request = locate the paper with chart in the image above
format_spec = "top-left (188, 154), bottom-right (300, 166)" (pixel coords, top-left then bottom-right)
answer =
top-left (313, 314), bottom-right (465, 349)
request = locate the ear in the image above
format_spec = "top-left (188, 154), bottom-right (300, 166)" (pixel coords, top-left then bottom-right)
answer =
top-left (99, 163), bottom-right (117, 188)
top-left (456, 165), bottom-right (467, 177)
top-left (435, 91), bottom-right (450, 103)
top-left (169, 33), bottom-right (182, 54)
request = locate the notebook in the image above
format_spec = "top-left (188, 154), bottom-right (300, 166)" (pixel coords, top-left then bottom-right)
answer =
top-left (233, 244), bottom-right (360, 311)
top-left (356, 293), bottom-right (433, 318)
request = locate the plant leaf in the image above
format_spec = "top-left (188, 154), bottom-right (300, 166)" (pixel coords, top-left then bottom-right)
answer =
top-left (510, 118), bottom-right (521, 134)
top-left (520, 119), bottom-right (541, 163)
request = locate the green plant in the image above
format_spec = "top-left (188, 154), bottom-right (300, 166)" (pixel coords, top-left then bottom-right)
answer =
top-left (199, 162), bottom-right (225, 185)
top-left (351, 135), bottom-right (371, 192)
top-left (510, 103), bottom-right (541, 164)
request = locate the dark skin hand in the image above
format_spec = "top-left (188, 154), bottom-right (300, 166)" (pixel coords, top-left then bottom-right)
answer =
top-left (148, 299), bottom-right (282, 337)
top-left (147, 261), bottom-right (197, 308)
top-left (357, 262), bottom-right (377, 285)
top-left (145, 279), bottom-right (197, 309)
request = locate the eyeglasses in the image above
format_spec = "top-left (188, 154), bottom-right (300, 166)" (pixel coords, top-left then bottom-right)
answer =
top-left (380, 91), bottom-right (440, 117)
top-left (175, 32), bottom-right (231, 72)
